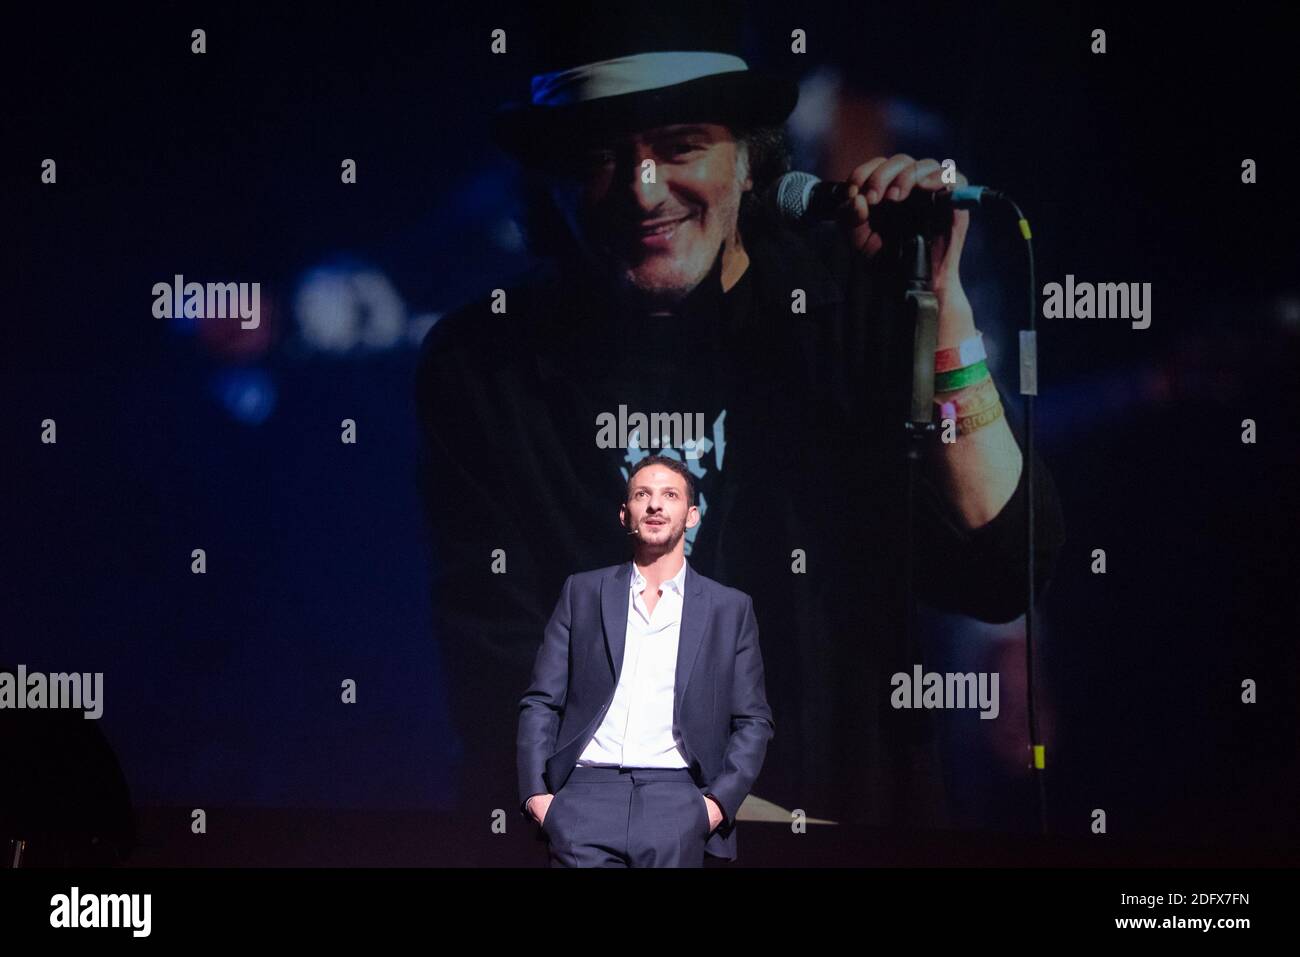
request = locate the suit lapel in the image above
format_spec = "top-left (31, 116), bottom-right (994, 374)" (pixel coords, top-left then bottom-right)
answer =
top-left (601, 562), bottom-right (632, 680)
top-left (674, 563), bottom-right (710, 726)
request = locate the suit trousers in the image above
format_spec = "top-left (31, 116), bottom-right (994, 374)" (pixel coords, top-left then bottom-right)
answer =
top-left (540, 766), bottom-right (712, 868)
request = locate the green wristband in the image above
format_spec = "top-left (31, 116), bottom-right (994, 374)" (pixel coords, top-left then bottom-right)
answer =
top-left (934, 359), bottom-right (990, 392)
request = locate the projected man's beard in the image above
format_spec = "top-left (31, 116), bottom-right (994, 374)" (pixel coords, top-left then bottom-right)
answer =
top-left (596, 178), bottom-right (744, 309)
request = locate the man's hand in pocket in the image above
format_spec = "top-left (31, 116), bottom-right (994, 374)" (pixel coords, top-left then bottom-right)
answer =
top-left (527, 793), bottom-right (554, 825)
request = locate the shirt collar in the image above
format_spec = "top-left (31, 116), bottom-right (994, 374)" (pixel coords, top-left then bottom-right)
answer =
top-left (631, 557), bottom-right (689, 596)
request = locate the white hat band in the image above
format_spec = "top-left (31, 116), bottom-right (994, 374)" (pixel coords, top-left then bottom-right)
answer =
top-left (530, 51), bottom-right (749, 106)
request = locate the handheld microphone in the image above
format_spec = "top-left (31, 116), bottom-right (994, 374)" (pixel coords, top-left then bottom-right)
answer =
top-left (764, 171), bottom-right (998, 238)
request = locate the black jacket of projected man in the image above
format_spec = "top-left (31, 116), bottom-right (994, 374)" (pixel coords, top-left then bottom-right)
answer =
top-left (416, 198), bottom-right (1066, 828)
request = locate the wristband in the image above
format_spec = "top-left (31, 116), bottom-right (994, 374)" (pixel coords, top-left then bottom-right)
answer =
top-left (934, 332), bottom-right (986, 373)
top-left (934, 358), bottom-right (990, 393)
top-left (935, 377), bottom-right (999, 422)
top-left (954, 400), bottom-right (1004, 435)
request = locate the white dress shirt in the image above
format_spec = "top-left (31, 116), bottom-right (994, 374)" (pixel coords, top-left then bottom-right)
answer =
top-left (577, 558), bottom-right (691, 768)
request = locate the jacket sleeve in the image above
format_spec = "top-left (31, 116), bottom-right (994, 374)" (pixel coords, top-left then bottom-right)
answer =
top-left (911, 387), bottom-right (1067, 623)
top-left (708, 595), bottom-right (775, 835)
top-left (516, 574), bottom-right (574, 816)
top-left (824, 225), bottom-right (1067, 624)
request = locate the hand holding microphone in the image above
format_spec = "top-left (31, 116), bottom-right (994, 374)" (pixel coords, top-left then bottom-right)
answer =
top-left (764, 157), bottom-right (997, 261)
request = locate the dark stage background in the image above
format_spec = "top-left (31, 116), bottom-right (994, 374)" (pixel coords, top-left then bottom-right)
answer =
top-left (5, 3), bottom-right (1298, 865)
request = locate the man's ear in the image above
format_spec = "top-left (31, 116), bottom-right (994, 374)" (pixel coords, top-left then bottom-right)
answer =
top-left (685, 505), bottom-right (701, 529)
top-left (619, 503), bottom-right (629, 528)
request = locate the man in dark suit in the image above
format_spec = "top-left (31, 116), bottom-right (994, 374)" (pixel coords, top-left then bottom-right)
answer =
top-left (517, 455), bottom-right (773, 867)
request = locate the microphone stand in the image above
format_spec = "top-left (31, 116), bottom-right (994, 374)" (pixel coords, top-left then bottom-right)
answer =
top-left (894, 199), bottom-right (1048, 837)
top-left (901, 233), bottom-right (939, 651)
top-left (898, 232), bottom-right (942, 821)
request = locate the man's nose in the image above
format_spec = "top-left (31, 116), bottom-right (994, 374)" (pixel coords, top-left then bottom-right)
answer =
top-left (623, 146), bottom-right (669, 211)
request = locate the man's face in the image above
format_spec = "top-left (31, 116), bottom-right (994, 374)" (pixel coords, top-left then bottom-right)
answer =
top-left (549, 123), bottom-right (752, 310)
top-left (620, 463), bottom-right (700, 552)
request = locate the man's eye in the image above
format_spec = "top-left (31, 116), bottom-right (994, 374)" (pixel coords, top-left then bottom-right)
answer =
top-left (667, 143), bottom-right (702, 157)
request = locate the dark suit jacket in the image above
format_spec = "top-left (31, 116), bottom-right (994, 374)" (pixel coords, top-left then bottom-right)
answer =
top-left (517, 560), bottom-right (774, 861)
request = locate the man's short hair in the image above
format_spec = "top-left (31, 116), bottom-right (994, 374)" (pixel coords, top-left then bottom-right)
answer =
top-left (518, 123), bottom-right (792, 260)
top-left (625, 454), bottom-right (697, 508)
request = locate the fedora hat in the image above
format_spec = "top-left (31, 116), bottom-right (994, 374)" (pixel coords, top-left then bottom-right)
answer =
top-left (491, 2), bottom-right (799, 167)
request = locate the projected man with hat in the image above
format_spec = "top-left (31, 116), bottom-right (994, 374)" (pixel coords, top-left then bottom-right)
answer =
top-left (416, 2), bottom-right (1065, 865)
